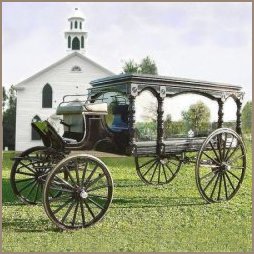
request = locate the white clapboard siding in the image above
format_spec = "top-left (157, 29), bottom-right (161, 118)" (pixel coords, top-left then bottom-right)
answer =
top-left (15, 52), bottom-right (113, 151)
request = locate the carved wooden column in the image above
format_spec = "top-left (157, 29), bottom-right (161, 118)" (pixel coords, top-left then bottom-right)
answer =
top-left (236, 98), bottom-right (242, 135)
top-left (217, 98), bottom-right (224, 128)
top-left (157, 86), bottom-right (166, 155)
top-left (127, 90), bottom-right (136, 154)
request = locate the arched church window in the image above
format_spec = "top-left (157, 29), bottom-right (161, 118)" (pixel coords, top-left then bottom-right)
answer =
top-left (70, 22), bottom-right (73, 29)
top-left (42, 84), bottom-right (52, 108)
top-left (31, 115), bottom-right (41, 140)
top-left (71, 66), bottom-right (82, 72)
top-left (72, 37), bottom-right (80, 50)
top-left (80, 22), bottom-right (82, 29)
top-left (68, 36), bottom-right (71, 48)
top-left (75, 21), bottom-right (78, 29)
top-left (81, 36), bottom-right (84, 48)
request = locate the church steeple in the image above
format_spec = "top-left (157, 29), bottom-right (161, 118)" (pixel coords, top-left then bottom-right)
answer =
top-left (65, 8), bottom-right (88, 55)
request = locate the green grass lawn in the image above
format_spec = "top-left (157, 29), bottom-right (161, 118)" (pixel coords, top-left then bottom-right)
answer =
top-left (2, 142), bottom-right (252, 252)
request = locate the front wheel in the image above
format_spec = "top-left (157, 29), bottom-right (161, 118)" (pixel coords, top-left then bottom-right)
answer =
top-left (196, 128), bottom-right (246, 203)
top-left (43, 154), bottom-right (113, 230)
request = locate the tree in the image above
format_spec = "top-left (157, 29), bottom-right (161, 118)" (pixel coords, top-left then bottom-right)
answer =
top-left (139, 56), bottom-right (158, 75)
top-left (181, 101), bottom-right (211, 135)
top-left (2, 86), bottom-right (8, 111)
top-left (122, 56), bottom-right (158, 75)
top-left (122, 59), bottom-right (139, 74)
top-left (3, 85), bottom-right (17, 150)
top-left (242, 101), bottom-right (252, 134)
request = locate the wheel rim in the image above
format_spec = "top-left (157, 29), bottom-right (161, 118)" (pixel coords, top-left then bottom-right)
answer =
top-left (11, 147), bottom-right (64, 205)
top-left (43, 155), bottom-right (113, 229)
top-left (135, 155), bottom-right (182, 185)
top-left (196, 129), bottom-right (246, 203)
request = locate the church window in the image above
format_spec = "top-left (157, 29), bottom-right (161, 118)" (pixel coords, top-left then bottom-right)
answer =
top-left (70, 22), bottom-right (73, 29)
top-left (75, 21), bottom-right (78, 29)
top-left (42, 84), bottom-right (52, 108)
top-left (31, 115), bottom-right (41, 140)
top-left (81, 36), bottom-right (84, 48)
top-left (72, 37), bottom-right (80, 50)
top-left (80, 22), bottom-right (82, 29)
top-left (68, 36), bottom-right (71, 48)
top-left (71, 66), bottom-right (82, 72)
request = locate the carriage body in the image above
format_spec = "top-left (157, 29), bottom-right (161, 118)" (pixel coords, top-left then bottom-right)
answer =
top-left (11, 74), bottom-right (247, 230)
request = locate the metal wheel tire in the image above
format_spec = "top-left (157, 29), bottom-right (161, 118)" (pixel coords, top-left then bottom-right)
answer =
top-left (43, 154), bottom-right (114, 230)
top-left (135, 155), bottom-right (182, 185)
top-left (10, 146), bottom-right (65, 205)
top-left (196, 128), bottom-right (246, 203)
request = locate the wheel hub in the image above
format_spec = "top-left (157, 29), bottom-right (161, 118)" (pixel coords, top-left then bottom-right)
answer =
top-left (80, 189), bottom-right (88, 199)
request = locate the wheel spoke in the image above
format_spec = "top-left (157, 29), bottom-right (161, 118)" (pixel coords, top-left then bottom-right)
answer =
top-left (203, 173), bottom-right (217, 192)
top-left (162, 164), bottom-right (168, 182)
top-left (87, 197), bottom-right (104, 210)
top-left (83, 199), bottom-right (96, 219)
top-left (227, 170), bottom-right (241, 181)
top-left (75, 158), bottom-right (80, 186)
top-left (222, 133), bottom-right (228, 160)
top-left (81, 161), bottom-right (88, 186)
top-left (26, 181), bottom-right (38, 199)
top-left (61, 201), bottom-right (76, 224)
top-left (85, 173), bottom-right (105, 189)
top-left (225, 172), bottom-right (235, 191)
top-left (16, 171), bottom-right (35, 177)
top-left (80, 199), bottom-right (86, 226)
top-left (149, 163), bottom-right (159, 182)
top-left (228, 154), bottom-right (245, 164)
top-left (157, 164), bottom-right (161, 184)
top-left (200, 171), bottom-right (216, 181)
top-left (63, 166), bottom-right (77, 185)
top-left (165, 163), bottom-right (174, 175)
top-left (217, 174), bottom-right (222, 201)
top-left (226, 143), bottom-right (240, 162)
top-left (142, 160), bottom-right (157, 177)
top-left (33, 183), bottom-right (40, 203)
top-left (16, 177), bottom-right (34, 183)
top-left (210, 174), bottom-right (220, 199)
top-left (19, 161), bottom-right (37, 174)
top-left (87, 184), bottom-right (109, 192)
top-left (71, 201), bottom-right (79, 226)
top-left (222, 173), bottom-right (228, 199)
top-left (224, 136), bottom-right (235, 160)
top-left (54, 175), bottom-right (75, 189)
top-left (49, 186), bottom-right (74, 193)
top-left (202, 152), bottom-right (220, 165)
top-left (139, 158), bottom-right (156, 169)
top-left (53, 198), bottom-right (73, 215)
top-left (83, 165), bottom-right (99, 186)
top-left (209, 141), bottom-right (220, 162)
top-left (18, 179), bottom-right (36, 193)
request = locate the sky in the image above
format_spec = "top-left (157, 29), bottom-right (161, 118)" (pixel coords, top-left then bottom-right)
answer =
top-left (2, 2), bottom-right (252, 120)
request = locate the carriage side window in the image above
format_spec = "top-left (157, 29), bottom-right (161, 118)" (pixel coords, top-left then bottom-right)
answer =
top-left (42, 84), bottom-right (53, 108)
top-left (31, 115), bottom-right (41, 140)
top-left (97, 92), bottom-right (129, 132)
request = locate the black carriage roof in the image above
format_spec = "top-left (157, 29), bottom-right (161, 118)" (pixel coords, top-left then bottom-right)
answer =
top-left (90, 73), bottom-right (242, 92)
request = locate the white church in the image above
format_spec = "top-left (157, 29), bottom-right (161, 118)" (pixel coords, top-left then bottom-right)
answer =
top-left (14, 8), bottom-right (114, 151)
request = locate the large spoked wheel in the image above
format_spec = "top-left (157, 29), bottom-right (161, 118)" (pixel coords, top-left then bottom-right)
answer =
top-left (10, 146), bottom-right (65, 205)
top-left (135, 155), bottom-right (182, 185)
top-left (196, 128), bottom-right (246, 203)
top-left (43, 154), bottom-right (113, 230)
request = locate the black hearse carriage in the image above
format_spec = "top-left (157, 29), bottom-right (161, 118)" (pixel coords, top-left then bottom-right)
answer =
top-left (11, 74), bottom-right (246, 230)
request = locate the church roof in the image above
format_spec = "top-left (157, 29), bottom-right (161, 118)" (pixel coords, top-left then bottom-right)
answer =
top-left (14, 52), bottom-right (114, 88)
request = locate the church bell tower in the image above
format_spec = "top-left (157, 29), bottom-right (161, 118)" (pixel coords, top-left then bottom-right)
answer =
top-left (65, 8), bottom-right (88, 55)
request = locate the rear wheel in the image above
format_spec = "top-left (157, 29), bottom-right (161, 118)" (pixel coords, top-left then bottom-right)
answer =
top-left (135, 155), bottom-right (182, 185)
top-left (43, 154), bottom-right (113, 230)
top-left (10, 146), bottom-right (64, 205)
top-left (196, 128), bottom-right (246, 203)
